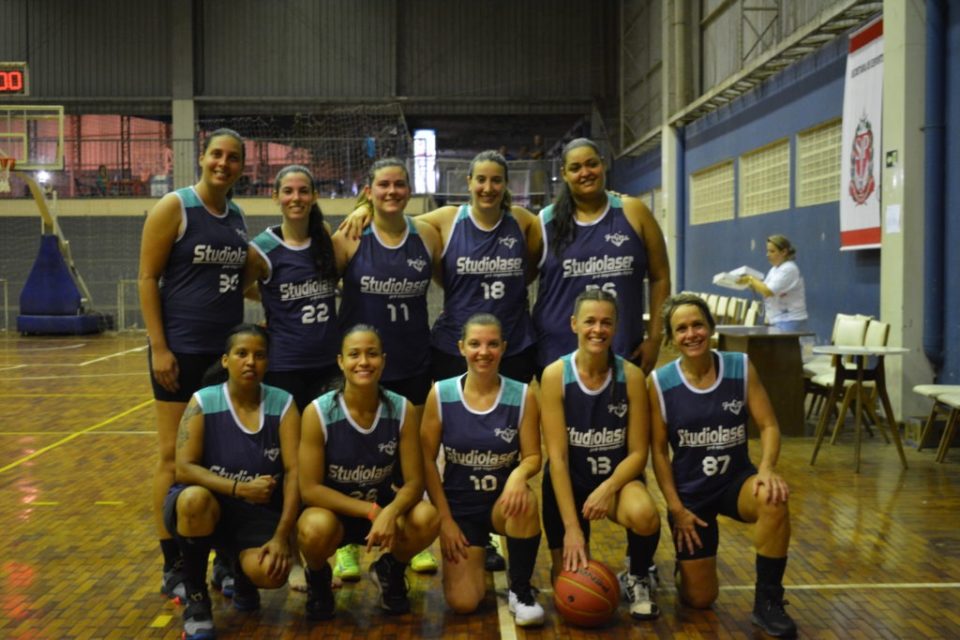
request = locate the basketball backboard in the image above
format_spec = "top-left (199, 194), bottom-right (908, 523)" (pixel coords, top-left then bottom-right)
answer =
top-left (0, 105), bottom-right (64, 170)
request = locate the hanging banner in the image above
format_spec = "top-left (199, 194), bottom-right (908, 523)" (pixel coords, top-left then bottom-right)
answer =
top-left (839, 17), bottom-right (883, 251)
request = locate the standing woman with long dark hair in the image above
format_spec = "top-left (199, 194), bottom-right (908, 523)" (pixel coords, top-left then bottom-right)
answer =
top-left (138, 128), bottom-right (251, 601)
top-left (247, 164), bottom-right (340, 413)
top-left (533, 137), bottom-right (670, 375)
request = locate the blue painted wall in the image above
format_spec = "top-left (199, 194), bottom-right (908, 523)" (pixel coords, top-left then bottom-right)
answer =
top-left (611, 37), bottom-right (881, 344)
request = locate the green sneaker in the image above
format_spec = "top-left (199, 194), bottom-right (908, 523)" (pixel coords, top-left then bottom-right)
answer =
top-left (333, 544), bottom-right (361, 582)
top-left (410, 549), bottom-right (438, 574)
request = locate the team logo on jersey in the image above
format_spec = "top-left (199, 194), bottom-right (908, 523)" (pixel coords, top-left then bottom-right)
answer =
top-left (407, 257), bottom-right (427, 272)
top-left (498, 236), bottom-right (518, 249)
top-left (378, 440), bottom-right (398, 456)
top-left (263, 447), bottom-right (280, 462)
top-left (607, 401), bottom-right (628, 418)
top-left (235, 228), bottom-right (249, 242)
top-left (494, 426), bottom-right (517, 443)
top-left (604, 232), bottom-right (629, 247)
top-left (722, 399), bottom-right (744, 415)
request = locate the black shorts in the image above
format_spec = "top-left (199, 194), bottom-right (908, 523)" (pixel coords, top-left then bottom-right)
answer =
top-left (669, 465), bottom-right (757, 561)
top-left (148, 348), bottom-right (220, 403)
top-left (430, 345), bottom-right (536, 385)
top-left (163, 484), bottom-right (280, 552)
top-left (450, 504), bottom-right (497, 547)
top-left (541, 465), bottom-right (646, 550)
top-left (338, 493), bottom-right (400, 546)
top-left (265, 363), bottom-right (340, 412)
top-left (381, 371), bottom-right (432, 406)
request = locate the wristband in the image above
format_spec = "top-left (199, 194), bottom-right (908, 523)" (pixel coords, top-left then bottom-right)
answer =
top-left (367, 502), bottom-right (381, 522)
top-left (232, 479), bottom-right (238, 497)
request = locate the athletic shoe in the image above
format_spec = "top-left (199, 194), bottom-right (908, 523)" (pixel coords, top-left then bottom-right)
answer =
top-left (409, 549), bottom-right (438, 574)
top-left (161, 562), bottom-right (186, 603)
top-left (484, 538), bottom-right (506, 572)
top-left (620, 572), bottom-right (660, 620)
top-left (508, 585), bottom-right (545, 627)
top-left (618, 567), bottom-right (660, 600)
top-left (182, 591), bottom-right (215, 640)
top-left (333, 544), bottom-right (361, 582)
top-left (648, 564), bottom-right (660, 590)
top-left (210, 556), bottom-right (235, 598)
top-left (305, 564), bottom-right (335, 621)
top-left (231, 571), bottom-right (260, 612)
top-left (752, 585), bottom-right (797, 638)
top-left (370, 554), bottom-right (410, 615)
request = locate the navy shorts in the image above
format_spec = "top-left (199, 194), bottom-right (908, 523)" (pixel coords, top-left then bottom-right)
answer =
top-left (669, 465), bottom-right (757, 561)
top-left (148, 348), bottom-right (220, 403)
top-left (381, 371), bottom-right (432, 406)
top-left (265, 363), bottom-right (340, 412)
top-left (450, 504), bottom-right (497, 547)
top-left (163, 484), bottom-right (280, 552)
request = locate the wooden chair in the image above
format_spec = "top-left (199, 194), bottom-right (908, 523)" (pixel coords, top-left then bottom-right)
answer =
top-left (716, 296), bottom-right (730, 323)
top-left (913, 384), bottom-right (960, 451)
top-left (743, 301), bottom-right (760, 327)
top-left (806, 314), bottom-right (870, 423)
top-left (931, 392), bottom-right (960, 462)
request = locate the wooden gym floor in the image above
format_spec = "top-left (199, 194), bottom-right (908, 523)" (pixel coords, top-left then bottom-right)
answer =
top-left (1, 333), bottom-right (958, 639)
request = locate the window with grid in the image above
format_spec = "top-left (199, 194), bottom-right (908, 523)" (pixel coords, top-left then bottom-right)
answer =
top-left (690, 160), bottom-right (735, 225)
top-left (740, 138), bottom-right (790, 217)
top-left (797, 119), bottom-right (841, 207)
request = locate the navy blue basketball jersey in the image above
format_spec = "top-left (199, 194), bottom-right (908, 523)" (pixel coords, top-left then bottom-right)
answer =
top-left (557, 352), bottom-right (630, 494)
top-left (313, 388), bottom-right (407, 505)
top-left (195, 383), bottom-right (293, 512)
top-left (251, 226), bottom-right (339, 371)
top-left (651, 351), bottom-right (753, 503)
top-left (339, 218), bottom-right (432, 382)
top-left (430, 205), bottom-right (535, 356)
top-left (160, 187), bottom-right (248, 353)
top-left (533, 193), bottom-right (648, 368)
top-left (435, 375), bottom-right (527, 516)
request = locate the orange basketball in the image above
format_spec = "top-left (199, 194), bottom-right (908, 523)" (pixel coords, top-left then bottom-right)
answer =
top-left (553, 559), bottom-right (621, 627)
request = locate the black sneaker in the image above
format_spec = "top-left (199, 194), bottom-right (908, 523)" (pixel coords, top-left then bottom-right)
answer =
top-left (752, 585), bottom-right (797, 638)
top-left (231, 570), bottom-right (260, 612)
top-left (182, 590), bottom-right (215, 640)
top-left (484, 538), bottom-right (506, 572)
top-left (305, 564), bottom-right (335, 621)
top-left (210, 555), bottom-right (235, 598)
top-left (161, 560), bottom-right (186, 603)
top-left (370, 554), bottom-right (410, 615)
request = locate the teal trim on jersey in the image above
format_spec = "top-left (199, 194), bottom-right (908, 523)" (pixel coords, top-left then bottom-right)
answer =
top-left (500, 376), bottom-right (525, 407)
top-left (315, 390), bottom-right (344, 423)
top-left (540, 203), bottom-right (556, 224)
top-left (721, 351), bottom-right (746, 379)
top-left (607, 191), bottom-right (623, 208)
top-left (456, 204), bottom-right (470, 221)
top-left (177, 186), bottom-right (201, 208)
top-left (252, 229), bottom-right (282, 253)
top-left (560, 352), bottom-right (577, 385)
top-left (613, 355), bottom-right (626, 383)
top-left (406, 216), bottom-right (419, 235)
top-left (654, 360), bottom-right (685, 393)
top-left (437, 376), bottom-right (462, 403)
top-left (262, 384), bottom-right (293, 417)
top-left (195, 384), bottom-right (229, 414)
top-left (383, 388), bottom-right (406, 418)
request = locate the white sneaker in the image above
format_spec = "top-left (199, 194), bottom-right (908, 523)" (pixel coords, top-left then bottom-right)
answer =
top-left (508, 587), bottom-right (545, 627)
top-left (619, 572), bottom-right (660, 620)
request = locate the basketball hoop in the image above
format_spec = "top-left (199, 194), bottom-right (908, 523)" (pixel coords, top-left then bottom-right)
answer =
top-left (0, 157), bottom-right (15, 193)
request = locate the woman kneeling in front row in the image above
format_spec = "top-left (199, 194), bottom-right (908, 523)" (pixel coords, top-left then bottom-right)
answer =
top-left (650, 293), bottom-right (795, 638)
top-left (297, 324), bottom-right (440, 619)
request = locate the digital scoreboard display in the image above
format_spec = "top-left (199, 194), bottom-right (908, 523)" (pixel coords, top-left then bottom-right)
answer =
top-left (0, 62), bottom-right (29, 96)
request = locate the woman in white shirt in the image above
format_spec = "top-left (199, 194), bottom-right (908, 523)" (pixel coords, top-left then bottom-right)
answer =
top-left (740, 235), bottom-right (808, 332)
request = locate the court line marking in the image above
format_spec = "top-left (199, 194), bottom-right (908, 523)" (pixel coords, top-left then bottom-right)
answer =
top-left (94, 501), bottom-right (125, 506)
top-left (0, 365), bottom-right (27, 371)
top-left (493, 566), bottom-right (516, 640)
top-left (149, 614), bottom-right (173, 628)
top-left (0, 430), bottom-right (154, 436)
top-left (79, 345), bottom-right (148, 366)
top-left (537, 582), bottom-right (960, 595)
top-left (6, 343), bottom-right (87, 352)
top-left (0, 399), bottom-right (154, 474)
top-left (31, 501), bottom-right (59, 506)
top-left (0, 371), bottom-right (149, 381)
